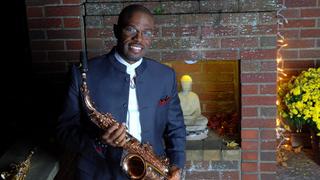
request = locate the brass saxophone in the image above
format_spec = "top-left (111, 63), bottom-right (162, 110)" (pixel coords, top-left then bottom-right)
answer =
top-left (0, 150), bottom-right (34, 180)
top-left (79, 52), bottom-right (170, 179)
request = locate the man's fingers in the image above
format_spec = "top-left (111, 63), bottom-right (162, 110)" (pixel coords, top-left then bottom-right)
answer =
top-left (105, 124), bottom-right (119, 136)
top-left (117, 129), bottom-right (127, 147)
top-left (168, 166), bottom-right (181, 180)
top-left (101, 123), bottom-right (126, 147)
top-left (101, 124), bottom-right (117, 144)
top-left (112, 124), bottom-right (126, 142)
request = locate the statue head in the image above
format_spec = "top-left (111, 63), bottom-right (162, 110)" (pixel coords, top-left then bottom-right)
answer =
top-left (180, 75), bottom-right (192, 93)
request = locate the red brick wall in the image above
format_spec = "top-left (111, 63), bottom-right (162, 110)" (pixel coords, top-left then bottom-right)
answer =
top-left (27, 0), bottom-right (282, 179)
top-left (279, 0), bottom-right (320, 78)
top-left (27, 0), bottom-right (82, 72)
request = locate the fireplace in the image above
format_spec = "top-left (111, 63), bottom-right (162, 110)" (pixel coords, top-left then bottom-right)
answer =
top-left (28, 0), bottom-right (278, 179)
top-left (83, 1), bottom-right (277, 178)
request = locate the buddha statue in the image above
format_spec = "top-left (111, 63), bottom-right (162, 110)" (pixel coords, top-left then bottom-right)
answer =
top-left (178, 75), bottom-right (208, 140)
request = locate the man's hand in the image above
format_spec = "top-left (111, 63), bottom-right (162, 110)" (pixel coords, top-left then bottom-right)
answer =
top-left (168, 166), bottom-right (182, 180)
top-left (101, 123), bottom-right (127, 147)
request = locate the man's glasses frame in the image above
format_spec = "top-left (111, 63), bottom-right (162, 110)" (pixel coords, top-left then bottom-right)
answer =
top-left (122, 25), bottom-right (153, 39)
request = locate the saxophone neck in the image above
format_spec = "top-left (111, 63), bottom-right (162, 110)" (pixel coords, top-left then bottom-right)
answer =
top-left (22, 150), bottom-right (35, 166)
top-left (81, 80), bottom-right (96, 113)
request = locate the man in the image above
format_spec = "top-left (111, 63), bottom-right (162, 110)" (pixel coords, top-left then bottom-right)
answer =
top-left (57, 4), bottom-right (186, 180)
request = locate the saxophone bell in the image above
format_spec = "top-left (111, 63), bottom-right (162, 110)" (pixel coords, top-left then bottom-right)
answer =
top-left (122, 154), bottom-right (146, 179)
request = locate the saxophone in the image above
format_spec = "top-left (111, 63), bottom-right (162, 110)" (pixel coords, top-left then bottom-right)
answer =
top-left (79, 52), bottom-right (170, 180)
top-left (0, 150), bottom-right (34, 180)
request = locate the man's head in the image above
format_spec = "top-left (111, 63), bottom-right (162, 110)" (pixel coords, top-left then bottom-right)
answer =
top-left (181, 75), bottom-right (193, 93)
top-left (114, 4), bottom-right (154, 64)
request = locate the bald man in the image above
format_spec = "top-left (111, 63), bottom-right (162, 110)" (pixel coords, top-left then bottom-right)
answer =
top-left (57, 4), bottom-right (186, 180)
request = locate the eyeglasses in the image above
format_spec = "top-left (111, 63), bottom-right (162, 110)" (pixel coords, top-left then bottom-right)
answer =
top-left (122, 26), bottom-right (153, 39)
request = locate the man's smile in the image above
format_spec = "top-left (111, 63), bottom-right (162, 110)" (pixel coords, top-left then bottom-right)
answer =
top-left (129, 44), bottom-right (143, 54)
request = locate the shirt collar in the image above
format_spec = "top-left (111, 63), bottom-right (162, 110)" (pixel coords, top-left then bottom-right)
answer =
top-left (114, 51), bottom-right (143, 71)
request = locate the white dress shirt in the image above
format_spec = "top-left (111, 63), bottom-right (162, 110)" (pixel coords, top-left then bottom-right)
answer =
top-left (114, 51), bottom-right (142, 141)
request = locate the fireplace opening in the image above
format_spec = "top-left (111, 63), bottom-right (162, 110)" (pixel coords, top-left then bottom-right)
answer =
top-left (163, 60), bottom-right (241, 160)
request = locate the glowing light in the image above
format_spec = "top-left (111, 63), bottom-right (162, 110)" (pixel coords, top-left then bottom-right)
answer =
top-left (276, 2), bottom-right (291, 166)
top-left (277, 58), bottom-right (282, 63)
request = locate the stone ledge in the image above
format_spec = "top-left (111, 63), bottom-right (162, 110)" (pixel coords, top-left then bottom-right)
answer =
top-left (186, 149), bottom-right (241, 161)
top-left (84, 0), bottom-right (278, 16)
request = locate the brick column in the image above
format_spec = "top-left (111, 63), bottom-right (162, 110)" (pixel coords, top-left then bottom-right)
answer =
top-left (279, 0), bottom-right (320, 77)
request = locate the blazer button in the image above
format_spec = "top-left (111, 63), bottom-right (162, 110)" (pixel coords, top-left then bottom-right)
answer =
top-left (125, 77), bottom-right (130, 82)
top-left (123, 103), bottom-right (128, 108)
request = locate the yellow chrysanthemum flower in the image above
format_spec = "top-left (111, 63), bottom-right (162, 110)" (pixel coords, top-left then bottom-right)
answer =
top-left (278, 67), bottom-right (320, 135)
top-left (293, 87), bottom-right (301, 96)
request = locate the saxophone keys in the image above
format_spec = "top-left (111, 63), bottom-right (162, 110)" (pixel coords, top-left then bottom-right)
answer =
top-left (142, 142), bottom-right (152, 150)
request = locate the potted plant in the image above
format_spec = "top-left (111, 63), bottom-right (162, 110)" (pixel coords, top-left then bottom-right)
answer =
top-left (278, 67), bottom-right (320, 148)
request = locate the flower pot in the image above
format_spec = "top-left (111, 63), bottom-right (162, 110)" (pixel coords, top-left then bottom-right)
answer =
top-left (310, 127), bottom-right (320, 163)
top-left (290, 132), bottom-right (311, 148)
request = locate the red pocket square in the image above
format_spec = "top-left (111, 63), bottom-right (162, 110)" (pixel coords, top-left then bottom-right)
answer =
top-left (159, 96), bottom-right (171, 106)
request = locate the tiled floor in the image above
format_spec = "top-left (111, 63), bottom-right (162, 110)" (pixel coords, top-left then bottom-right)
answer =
top-left (277, 149), bottom-right (320, 180)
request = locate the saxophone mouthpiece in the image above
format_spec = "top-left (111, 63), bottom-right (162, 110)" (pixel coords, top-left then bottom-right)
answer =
top-left (80, 51), bottom-right (88, 73)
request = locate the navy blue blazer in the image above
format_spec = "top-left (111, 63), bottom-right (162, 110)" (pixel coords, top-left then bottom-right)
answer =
top-left (57, 49), bottom-right (186, 180)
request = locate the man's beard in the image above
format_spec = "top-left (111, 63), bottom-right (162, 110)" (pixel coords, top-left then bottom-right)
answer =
top-left (117, 44), bottom-right (145, 62)
top-left (126, 54), bottom-right (142, 62)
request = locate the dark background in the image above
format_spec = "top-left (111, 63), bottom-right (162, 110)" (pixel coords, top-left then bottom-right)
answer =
top-left (1, 0), bottom-right (31, 156)
top-left (1, 0), bottom-right (60, 157)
